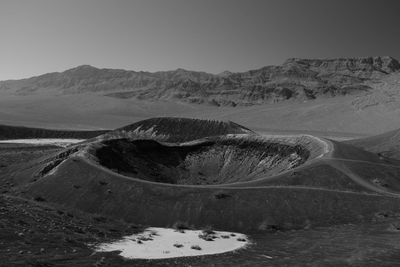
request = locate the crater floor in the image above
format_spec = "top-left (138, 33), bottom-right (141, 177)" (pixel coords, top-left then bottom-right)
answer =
top-left (94, 136), bottom-right (312, 185)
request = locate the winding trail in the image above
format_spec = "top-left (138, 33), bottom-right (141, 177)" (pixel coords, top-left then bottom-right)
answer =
top-left (300, 135), bottom-right (400, 197)
top-left (327, 159), bottom-right (400, 198)
top-left (258, 134), bottom-right (400, 198)
top-left (323, 158), bottom-right (400, 169)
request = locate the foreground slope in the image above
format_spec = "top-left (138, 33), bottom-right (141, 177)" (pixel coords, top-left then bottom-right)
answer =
top-left (2, 192), bottom-right (400, 266)
top-left (7, 118), bottom-right (400, 232)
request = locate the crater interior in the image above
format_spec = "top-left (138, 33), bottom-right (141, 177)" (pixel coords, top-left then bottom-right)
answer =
top-left (94, 136), bottom-right (315, 185)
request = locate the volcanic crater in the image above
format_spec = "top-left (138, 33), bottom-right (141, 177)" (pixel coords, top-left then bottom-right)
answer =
top-left (7, 117), bottom-right (400, 235)
top-left (92, 135), bottom-right (323, 185)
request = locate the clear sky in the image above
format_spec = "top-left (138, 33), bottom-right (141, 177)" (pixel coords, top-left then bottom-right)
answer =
top-left (1, 0), bottom-right (399, 80)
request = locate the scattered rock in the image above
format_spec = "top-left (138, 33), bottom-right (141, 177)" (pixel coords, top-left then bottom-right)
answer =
top-left (214, 192), bottom-right (231, 199)
top-left (190, 245), bottom-right (202, 250)
top-left (34, 196), bottom-right (46, 202)
top-left (173, 221), bottom-right (190, 233)
top-left (387, 223), bottom-right (400, 232)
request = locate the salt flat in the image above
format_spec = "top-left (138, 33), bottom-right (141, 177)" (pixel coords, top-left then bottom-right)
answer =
top-left (95, 227), bottom-right (249, 259)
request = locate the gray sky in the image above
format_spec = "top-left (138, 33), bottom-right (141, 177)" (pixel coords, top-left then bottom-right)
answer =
top-left (1, 0), bottom-right (399, 80)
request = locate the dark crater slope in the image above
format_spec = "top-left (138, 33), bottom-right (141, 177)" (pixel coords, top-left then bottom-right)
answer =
top-left (94, 137), bottom-right (310, 185)
top-left (100, 117), bottom-right (253, 142)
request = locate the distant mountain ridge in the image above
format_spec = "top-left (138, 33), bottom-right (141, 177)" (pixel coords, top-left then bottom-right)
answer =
top-left (1, 56), bottom-right (399, 106)
top-left (284, 57), bottom-right (400, 75)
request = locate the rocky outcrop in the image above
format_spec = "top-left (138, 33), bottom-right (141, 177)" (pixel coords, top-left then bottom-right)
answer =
top-left (1, 57), bottom-right (399, 106)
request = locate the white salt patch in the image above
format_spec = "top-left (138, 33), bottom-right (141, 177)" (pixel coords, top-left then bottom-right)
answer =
top-left (94, 227), bottom-right (249, 259)
top-left (0, 138), bottom-right (84, 147)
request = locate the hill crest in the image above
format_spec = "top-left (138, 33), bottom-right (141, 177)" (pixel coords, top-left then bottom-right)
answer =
top-left (99, 117), bottom-right (254, 142)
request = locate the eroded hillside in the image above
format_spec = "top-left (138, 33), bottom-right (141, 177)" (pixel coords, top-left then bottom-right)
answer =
top-left (1, 57), bottom-right (399, 106)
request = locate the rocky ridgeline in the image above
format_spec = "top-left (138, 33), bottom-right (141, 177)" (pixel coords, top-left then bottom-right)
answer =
top-left (1, 57), bottom-right (399, 106)
top-left (284, 56), bottom-right (400, 76)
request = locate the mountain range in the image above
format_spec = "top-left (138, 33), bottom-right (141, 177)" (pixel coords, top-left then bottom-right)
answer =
top-left (1, 56), bottom-right (399, 106)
